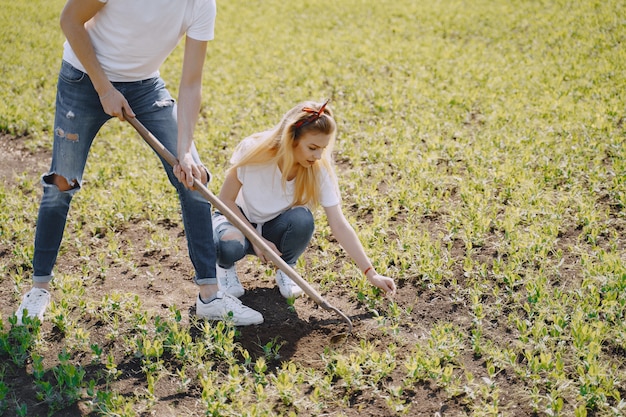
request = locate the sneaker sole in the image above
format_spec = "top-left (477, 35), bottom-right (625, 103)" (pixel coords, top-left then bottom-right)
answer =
top-left (197, 313), bottom-right (264, 326)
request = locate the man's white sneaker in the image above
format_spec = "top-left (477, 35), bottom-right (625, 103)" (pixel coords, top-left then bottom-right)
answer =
top-left (275, 270), bottom-right (304, 299)
top-left (196, 291), bottom-right (263, 326)
top-left (15, 288), bottom-right (51, 326)
top-left (216, 265), bottom-right (245, 298)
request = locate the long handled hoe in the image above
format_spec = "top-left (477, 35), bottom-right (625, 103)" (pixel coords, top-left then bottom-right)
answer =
top-left (124, 114), bottom-right (352, 342)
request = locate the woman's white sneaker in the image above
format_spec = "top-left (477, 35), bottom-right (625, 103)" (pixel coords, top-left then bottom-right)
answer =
top-left (275, 270), bottom-right (304, 299)
top-left (196, 291), bottom-right (263, 326)
top-left (216, 265), bottom-right (245, 298)
top-left (15, 288), bottom-right (51, 325)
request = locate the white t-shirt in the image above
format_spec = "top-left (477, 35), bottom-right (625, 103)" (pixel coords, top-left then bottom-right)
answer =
top-left (232, 135), bottom-right (341, 224)
top-left (62, 0), bottom-right (216, 82)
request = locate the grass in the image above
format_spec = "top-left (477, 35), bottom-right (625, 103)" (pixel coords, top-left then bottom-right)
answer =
top-left (1, 0), bottom-right (625, 415)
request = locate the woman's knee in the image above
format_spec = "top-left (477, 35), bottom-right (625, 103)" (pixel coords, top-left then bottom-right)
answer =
top-left (287, 206), bottom-right (315, 233)
top-left (215, 228), bottom-right (246, 264)
top-left (219, 230), bottom-right (245, 244)
top-left (216, 237), bottom-right (246, 266)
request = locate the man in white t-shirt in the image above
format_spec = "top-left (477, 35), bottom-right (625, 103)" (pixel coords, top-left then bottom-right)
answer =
top-left (15, 0), bottom-right (263, 326)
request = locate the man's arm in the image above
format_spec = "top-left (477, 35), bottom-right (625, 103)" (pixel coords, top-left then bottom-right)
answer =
top-left (173, 37), bottom-right (208, 188)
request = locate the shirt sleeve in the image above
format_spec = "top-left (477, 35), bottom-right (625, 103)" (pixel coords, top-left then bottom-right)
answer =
top-left (230, 137), bottom-right (253, 165)
top-left (319, 166), bottom-right (341, 207)
top-left (187, 0), bottom-right (216, 41)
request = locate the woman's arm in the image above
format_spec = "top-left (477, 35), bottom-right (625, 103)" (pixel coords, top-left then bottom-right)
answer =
top-left (324, 204), bottom-right (396, 294)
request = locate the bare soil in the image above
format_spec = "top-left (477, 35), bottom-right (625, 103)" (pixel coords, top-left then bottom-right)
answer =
top-left (0, 134), bottom-right (537, 416)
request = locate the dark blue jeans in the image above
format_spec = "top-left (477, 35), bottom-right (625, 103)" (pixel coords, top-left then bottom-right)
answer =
top-left (33, 61), bottom-right (217, 286)
top-left (213, 206), bottom-right (315, 268)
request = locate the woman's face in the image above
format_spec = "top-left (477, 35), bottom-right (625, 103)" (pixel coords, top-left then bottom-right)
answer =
top-left (293, 131), bottom-right (331, 168)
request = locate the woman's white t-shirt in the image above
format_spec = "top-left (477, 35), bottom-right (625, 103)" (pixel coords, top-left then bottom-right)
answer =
top-left (232, 135), bottom-right (341, 225)
top-left (62, 0), bottom-right (216, 82)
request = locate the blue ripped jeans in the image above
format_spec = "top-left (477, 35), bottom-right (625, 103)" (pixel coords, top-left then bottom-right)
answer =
top-left (213, 207), bottom-right (315, 268)
top-left (32, 61), bottom-right (216, 286)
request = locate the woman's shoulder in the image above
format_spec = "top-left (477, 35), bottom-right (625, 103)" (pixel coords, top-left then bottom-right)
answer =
top-left (231, 130), bottom-right (273, 164)
top-left (238, 130), bottom-right (271, 149)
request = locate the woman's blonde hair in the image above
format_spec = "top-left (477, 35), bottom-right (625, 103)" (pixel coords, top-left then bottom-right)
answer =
top-left (229, 100), bottom-right (338, 207)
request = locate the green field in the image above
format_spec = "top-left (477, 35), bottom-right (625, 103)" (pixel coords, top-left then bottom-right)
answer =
top-left (1, 0), bottom-right (625, 416)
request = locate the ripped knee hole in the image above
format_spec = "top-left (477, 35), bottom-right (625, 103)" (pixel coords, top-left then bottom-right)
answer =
top-left (221, 232), bottom-right (246, 244)
top-left (45, 174), bottom-right (78, 191)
